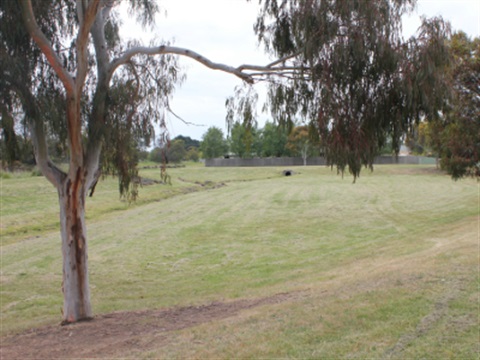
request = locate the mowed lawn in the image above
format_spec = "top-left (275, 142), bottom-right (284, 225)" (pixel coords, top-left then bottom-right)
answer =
top-left (1, 164), bottom-right (478, 358)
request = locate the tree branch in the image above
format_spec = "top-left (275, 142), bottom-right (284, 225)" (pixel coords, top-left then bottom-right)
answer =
top-left (76, 0), bottom-right (86, 24)
top-left (238, 51), bottom-right (303, 71)
top-left (167, 105), bottom-right (206, 127)
top-left (20, 0), bottom-right (75, 95)
top-left (4, 73), bottom-right (66, 187)
top-left (85, 5), bottom-right (113, 185)
top-left (91, 6), bottom-right (110, 79)
top-left (110, 45), bottom-right (255, 84)
top-left (239, 65), bottom-right (306, 73)
top-left (76, 0), bottom-right (102, 90)
top-left (101, 0), bottom-right (115, 20)
top-left (124, 61), bottom-right (141, 125)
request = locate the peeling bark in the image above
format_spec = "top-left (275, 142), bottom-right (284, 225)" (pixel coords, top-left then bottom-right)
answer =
top-left (58, 167), bottom-right (92, 323)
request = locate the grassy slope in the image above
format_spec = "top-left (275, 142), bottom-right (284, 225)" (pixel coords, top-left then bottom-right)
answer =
top-left (1, 164), bottom-right (478, 358)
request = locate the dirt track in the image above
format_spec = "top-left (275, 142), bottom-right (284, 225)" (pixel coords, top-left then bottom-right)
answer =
top-left (1, 292), bottom-right (296, 359)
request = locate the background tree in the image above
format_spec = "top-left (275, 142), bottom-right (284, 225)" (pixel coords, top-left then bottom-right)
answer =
top-left (185, 147), bottom-right (200, 162)
top-left (252, 0), bottom-right (452, 180)
top-left (439, 32), bottom-right (479, 178)
top-left (260, 121), bottom-right (290, 157)
top-left (200, 126), bottom-right (228, 159)
top-left (405, 122), bottom-right (430, 155)
top-left (171, 135), bottom-right (199, 162)
top-left (173, 135), bottom-right (200, 150)
top-left (167, 139), bottom-right (187, 164)
top-left (149, 147), bottom-right (164, 163)
top-left (423, 119), bottom-right (444, 166)
top-left (229, 122), bottom-right (246, 158)
top-left (407, 121), bottom-right (448, 160)
top-left (225, 84), bottom-right (261, 158)
top-left (229, 122), bottom-right (261, 158)
top-left (286, 125), bottom-right (317, 165)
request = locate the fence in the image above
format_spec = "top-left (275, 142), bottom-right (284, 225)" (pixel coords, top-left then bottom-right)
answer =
top-left (205, 155), bottom-right (437, 167)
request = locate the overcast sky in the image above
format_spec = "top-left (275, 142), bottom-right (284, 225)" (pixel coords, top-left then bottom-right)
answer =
top-left (120, 0), bottom-right (480, 142)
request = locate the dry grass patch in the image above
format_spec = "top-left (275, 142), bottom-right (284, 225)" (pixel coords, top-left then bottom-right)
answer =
top-left (1, 164), bottom-right (478, 358)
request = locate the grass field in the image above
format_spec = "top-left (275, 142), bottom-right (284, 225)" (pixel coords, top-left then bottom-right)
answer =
top-left (1, 163), bottom-right (478, 358)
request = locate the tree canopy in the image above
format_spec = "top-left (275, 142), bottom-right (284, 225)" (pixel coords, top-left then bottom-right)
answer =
top-left (248, 0), bottom-right (453, 179)
top-left (260, 121), bottom-right (290, 157)
top-left (200, 126), bottom-right (228, 159)
top-left (440, 32), bottom-right (479, 178)
top-left (173, 135), bottom-right (200, 150)
top-left (286, 125), bottom-right (318, 165)
top-left (229, 122), bottom-right (263, 158)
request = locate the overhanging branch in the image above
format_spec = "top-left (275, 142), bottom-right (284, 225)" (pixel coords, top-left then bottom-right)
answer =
top-left (110, 45), bottom-right (256, 83)
top-left (237, 51), bottom-right (303, 71)
top-left (110, 46), bottom-right (311, 87)
top-left (4, 72), bottom-right (66, 187)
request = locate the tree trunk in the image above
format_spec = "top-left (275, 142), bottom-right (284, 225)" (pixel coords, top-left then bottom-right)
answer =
top-left (302, 145), bottom-right (308, 166)
top-left (58, 166), bottom-right (92, 323)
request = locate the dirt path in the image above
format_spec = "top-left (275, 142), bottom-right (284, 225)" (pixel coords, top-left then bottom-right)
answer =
top-left (1, 292), bottom-right (296, 359)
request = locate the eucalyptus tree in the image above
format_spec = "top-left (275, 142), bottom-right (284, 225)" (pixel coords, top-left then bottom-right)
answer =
top-left (2, 0), bottom-right (268, 324)
top-left (1, 0), bottom-right (453, 324)
top-left (250, 0), bottom-right (452, 179)
top-left (200, 126), bottom-right (228, 159)
top-left (229, 122), bottom-right (261, 158)
top-left (173, 135), bottom-right (200, 150)
top-left (286, 125), bottom-right (315, 165)
top-left (260, 121), bottom-right (290, 157)
top-left (167, 139), bottom-right (187, 164)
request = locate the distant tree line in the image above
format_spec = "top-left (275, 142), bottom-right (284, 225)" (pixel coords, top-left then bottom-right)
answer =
top-left (198, 122), bottom-right (320, 161)
top-left (141, 122), bottom-right (320, 165)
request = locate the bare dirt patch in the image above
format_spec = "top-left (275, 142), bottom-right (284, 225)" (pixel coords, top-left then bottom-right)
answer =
top-left (1, 292), bottom-right (297, 359)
